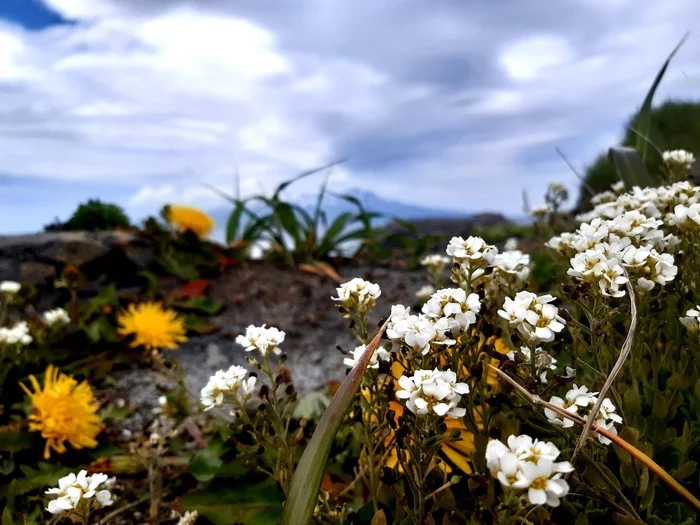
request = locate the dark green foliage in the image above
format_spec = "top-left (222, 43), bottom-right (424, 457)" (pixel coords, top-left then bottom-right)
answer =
top-left (473, 223), bottom-right (534, 245)
top-left (64, 199), bottom-right (131, 231)
top-left (579, 100), bottom-right (700, 209)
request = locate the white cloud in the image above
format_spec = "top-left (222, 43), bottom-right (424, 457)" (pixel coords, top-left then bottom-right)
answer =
top-left (499, 35), bottom-right (574, 81)
top-left (0, 0), bottom-right (699, 234)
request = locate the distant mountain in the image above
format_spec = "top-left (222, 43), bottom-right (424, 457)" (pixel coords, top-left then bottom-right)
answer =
top-left (207, 189), bottom-right (471, 230)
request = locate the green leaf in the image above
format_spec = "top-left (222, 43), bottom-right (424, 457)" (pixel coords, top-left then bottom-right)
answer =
top-left (7, 463), bottom-right (73, 497)
top-left (293, 391), bottom-right (331, 420)
top-left (1, 507), bottom-right (14, 525)
top-left (633, 33), bottom-right (688, 161)
top-left (189, 448), bottom-right (224, 482)
top-left (281, 320), bottom-right (389, 525)
top-left (674, 461), bottom-right (697, 481)
top-left (608, 147), bottom-right (652, 190)
top-left (226, 201), bottom-right (246, 243)
top-left (173, 297), bottom-right (224, 315)
top-left (272, 160), bottom-right (346, 199)
top-left (613, 513), bottom-right (645, 525)
top-left (0, 432), bottom-right (35, 453)
top-left (181, 482), bottom-right (283, 525)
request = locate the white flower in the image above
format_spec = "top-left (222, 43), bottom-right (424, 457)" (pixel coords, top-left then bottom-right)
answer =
top-left (446, 236), bottom-right (495, 263)
top-left (45, 470), bottom-right (115, 515)
top-left (498, 292), bottom-right (564, 343)
top-left (42, 308), bottom-right (71, 326)
top-left (519, 459), bottom-right (571, 507)
top-left (612, 181), bottom-right (626, 193)
top-left (415, 284), bottom-right (435, 303)
top-left (200, 365), bottom-right (250, 411)
top-left (530, 204), bottom-right (550, 218)
top-left (680, 307), bottom-right (700, 333)
top-left (0, 321), bottom-right (32, 346)
top-left (176, 511), bottom-right (199, 525)
top-left (0, 281), bottom-right (21, 294)
top-left (663, 149), bottom-right (695, 172)
top-left (545, 385), bottom-right (622, 445)
top-left (343, 344), bottom-right (390, 369)
top-left (522, 304), bottom-right (566, 343)
top-left (422, 287), bottom-right (481, 333)
top-left (388, 312), bottom-right (454, 355)
top-left (235, 325), bottom-right (285, 356)
top-left (396, 368), bottom-right (468, 418)
top-left (486, 435), bottom-right (573, 507)
top-left (667, 203), bottom-right (700, 230)
top-left (493, 250), bottom-right (530, 281)
top-left (332, 278), bottom-right (381, 313)
top-left (420, 254), bottom-right (451, 268)
top-left (503, 237), bottom-right (519, 251)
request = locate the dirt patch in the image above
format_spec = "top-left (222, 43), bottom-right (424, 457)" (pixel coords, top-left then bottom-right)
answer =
top-left (114, 261), bottom-right (427, 433)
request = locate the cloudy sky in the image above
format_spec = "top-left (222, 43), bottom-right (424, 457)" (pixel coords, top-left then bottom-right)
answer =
top-left (0, 0), bottom-right (699, 234)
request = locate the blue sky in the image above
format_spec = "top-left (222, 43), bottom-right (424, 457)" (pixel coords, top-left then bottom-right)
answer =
top-left (1, 0), bottom-right (699, 234)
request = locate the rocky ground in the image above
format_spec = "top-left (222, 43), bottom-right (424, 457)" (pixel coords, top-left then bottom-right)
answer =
top-left (113, 261), bottom-right (428, 434)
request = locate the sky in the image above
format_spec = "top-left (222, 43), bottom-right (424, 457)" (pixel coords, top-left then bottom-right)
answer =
top-left (0, 0), bottom-right (699, 234)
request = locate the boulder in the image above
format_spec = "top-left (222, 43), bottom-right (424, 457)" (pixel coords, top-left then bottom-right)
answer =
top-left (0, 231), bottom-right (154, 284)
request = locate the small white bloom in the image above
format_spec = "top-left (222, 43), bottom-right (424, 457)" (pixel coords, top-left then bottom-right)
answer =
top-left (42, 308), bottom-right (71, 326)
top-left (343, 344), bottom-right (390, 369)
top-left (663, 149), bottom-right (695, 172)
top-left (0, 281), bottom-right (21, 294)
top-left (0, 321), bottom-right (32, 346)
top-left (235, 324), bottom-right (285, 356)
top-left (486, 435), bottom-right (572, 507)
top-left (200, 365), bottom-right (250, 411)
top-left (45, 470), bottom-right (114, 515)
top-left (680, 306), bottom-right (700, 333)
top-left (332, 278), bottom-right (381, 313)
top-left (396, 368), bottom-right (469, 418)
top-left (415, 284), bottom-right (435, 303)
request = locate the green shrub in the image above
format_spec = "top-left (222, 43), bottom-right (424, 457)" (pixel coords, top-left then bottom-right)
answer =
top-left (578, 100), bottom-right (700, 210)
top-left (65, 199), bottom-right (131, 231)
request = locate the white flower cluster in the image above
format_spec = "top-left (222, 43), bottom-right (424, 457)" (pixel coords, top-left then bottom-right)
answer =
top-left (492, 250), bottom-right (530, 284)
top-left (422, 287), bottom-right (481, 334)
top-left (415, 284), bottom-right (435, 303)
top-left (486, 435), bottom-right (573, 507)
top-left (680, 306), bottom-right (700, 333)
top-left (46, 470), bottom-right (114, 515)
top-left (544, 384), bottom-right (622, 445)
top-left (549, 183), bottom-right (690, 296)
top-left (43, 307), bottom-right (71, 326)
top-left (663, 149), bottom-right (695, 172)
top-left (332, 278), bottom-right (381, 314)
top-left (506, 346), bottom-right (557, 383)
top-left (0, 321), bottom-right (32, 346)
top-left (0, 281), bottom-right (21, 294)
top-left (386, 305), bottom-right (455, 355)
top-left (200, 365), bottom-right (256, 411)
top-left (396, 368), bottom-right (469, 417)
top-left (176, 511), bottom-right (199, 525)
top-left (235, 324), bottom-right (285, 356)
top-left (530, 204), bottom-right (550, 218)
top-left (343, 343), bottom-right (391, 369)
top-left (498, 292), bottom-right (566, 343)
top-left (420, 254), bottom-right (451, 269)
top-left (446, 236), bottom-right (496, 283)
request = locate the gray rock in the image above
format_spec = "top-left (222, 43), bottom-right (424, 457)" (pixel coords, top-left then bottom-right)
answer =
top-left (0, 231), bottom-right (154, 284)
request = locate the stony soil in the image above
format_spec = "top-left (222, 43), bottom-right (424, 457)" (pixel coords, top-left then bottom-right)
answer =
top-left (114, 261), bottom-right (427, 434)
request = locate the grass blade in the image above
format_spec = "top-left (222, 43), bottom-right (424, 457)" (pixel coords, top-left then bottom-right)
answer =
top-left (608, 146), bottom-right (652, 189)
top-left (635, 33), bottom-right (688, 161)
top-left (272, 159), bottom-right (346, 200)
top-left (281, 320), bottom-right (389, 525)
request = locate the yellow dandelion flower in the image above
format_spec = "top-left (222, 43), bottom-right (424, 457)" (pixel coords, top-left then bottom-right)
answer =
top-left (20, 365), bottom-right (101, 459)
top-left (166, 205), bottom-right (215, 238)
top-left (117, 302), bottom-right (188, 351)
